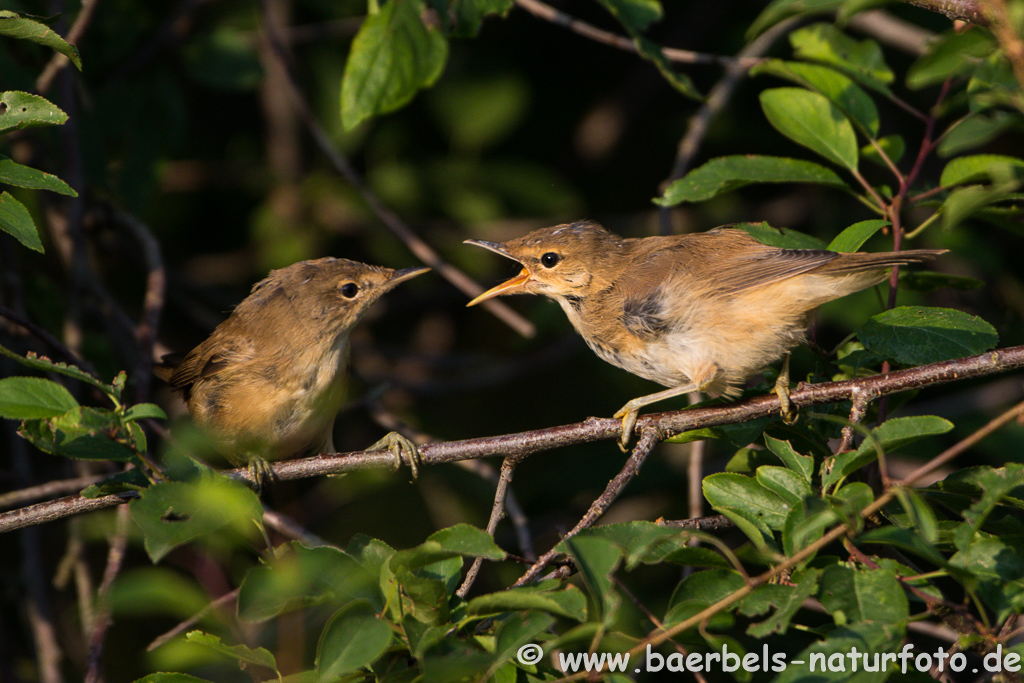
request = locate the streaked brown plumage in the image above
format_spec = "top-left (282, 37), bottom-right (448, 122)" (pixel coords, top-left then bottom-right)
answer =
top-left (466, 220), bottom-right (945, 448)
top-left (156, 257), bottom-right (429, 490)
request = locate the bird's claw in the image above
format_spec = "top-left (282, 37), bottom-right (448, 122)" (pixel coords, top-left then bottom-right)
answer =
top-left (247, 457), bottom-right (276, 495)
top-left (369, 431), bottom-right (420, 479)
top-left (772, 357), bottom-right (799, 425)
top-left (613, 404), bottom-right (640, 452)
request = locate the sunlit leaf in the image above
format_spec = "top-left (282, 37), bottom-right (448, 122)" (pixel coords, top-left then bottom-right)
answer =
top-left (129, 475), bottom-right (263, 562)
top-left (858, 306), bottom-right (999, 365)
top-left (0, 376), bottom-right (78, 418)
top-left (0, 157), bottom-right (76, 195)
top-left (657, 155), bottom-right (845, 206)
top-left (760, 88), bottom-right (858, 170)
top-left (826, 219), bottom-right (888, 253)
top-left (0, 91), bottom-right (68, 132)
top-left (0, 11), bottom-right (81, 68)
top-left (341, 0), bottom-right (448, 129)
top-left (316, 601), bottom-right (393, 679)
top-left (185, 631), bottom-right (277, 672)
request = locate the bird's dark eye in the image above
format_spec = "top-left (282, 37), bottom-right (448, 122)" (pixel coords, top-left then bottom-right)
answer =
top-left (340, 282), bottom-right (359, 298)
top-left (540, 252), bottom-right (560, 268)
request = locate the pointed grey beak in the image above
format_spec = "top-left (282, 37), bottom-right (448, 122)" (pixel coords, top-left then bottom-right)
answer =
top-left (464, 239), bottom-right (515, 261)
top-left (389, 266), bottom-right (431, 285)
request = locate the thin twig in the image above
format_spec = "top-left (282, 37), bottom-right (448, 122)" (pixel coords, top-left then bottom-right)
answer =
top-left (514, 427), bottom-right (661, 586)
top-left (4, 344), bottom-right (1024, 533)
top-left (257, 0), bottom-right (535, 339)
top-left (458, 457), bottom-right (518, 598)
top-left (656, 514), bottom-right (733, 532)
top-left (835, 385), bottom-right (875, 454)
top-left (514, 0), bottom-right (761, 68)
top-left (0, 475), bottom-right (105, 510)
top-left (108, 208), bottom-right (166, 402)
top-left (457, 459), bottom-right (536, 561)
top-left (146, 589), bottom-right (239, 652)
top-left (662, 17), bottom-right (798, 210)
top-left (84, 505), bottom-right (130, 683)
top-left (35, 0), bottom-right (99, 94)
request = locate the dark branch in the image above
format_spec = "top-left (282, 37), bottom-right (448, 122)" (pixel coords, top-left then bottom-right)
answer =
top-left (2, 345), bottom-right (1024, 534)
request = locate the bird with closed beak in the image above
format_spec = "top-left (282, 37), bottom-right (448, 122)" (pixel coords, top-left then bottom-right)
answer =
top-left (156, 257), bottom-right (429, 492)
top-left (466, 221), bottom-right (944, 450)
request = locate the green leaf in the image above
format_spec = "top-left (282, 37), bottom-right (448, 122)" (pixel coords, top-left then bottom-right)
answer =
top-left (741, 568), bottom-right (820, 637)
top-left (737, 221), bottom-right (827, 249)
top-left (129, 475), bottom-right (263, 562)
top-left (953, 463), bottom-right (1024, 551)
top-left (0, 191), bottom-right (43, 252)
top-left (0, 91), bottom-right (69, 132)
top-left (941, 184), bottom-right (1019, 231)
top-left (0, 344), bottom-right (108, 394)
top-left (861, 134), bottom-right (905, 167)
top-left (703, 472), bottom-right (791, 530)
top-left (656, 155), bottom-right (846, 206)
top-left (427, 523), bottom-right (506, 560)
top-left (490, 610), bottom-right (556, 679)
top-left (860, 525), bottom-right (948, 567)
top-left (19, 406), bottom-right (138, 461)
top-left (185, 631), bottom-right (277, 672)
top-left (940, 154), bottom-right (1024, 188)
top-left (124, 403), bottom-right (168, 421)
top-left (764, 434), bottom-right (815, 483)
top-left (238, 542), bottom-right (379, 622)
top-left (760, 87), bottom-right (858, 170)
top-left (593, 0), bottom-right (662, 30)
top-left (0, 376), bottom-right (78, 419)
top-left (80, 468), bottom-right (149, 498)
top-left (467, 584), bottom-right (588, 621)
top-left (753, 60), bottom-right (879, 136)
top-left (317, 600), bottom-right (393, 679)
top-left (442, 0), bottom-right (514, 38)
top-left (664, 568), bottom-right (746, 628)
top-left (561, 535), bottom-right (621, 622)
top-left (949, 535), bottom-right (1024, 622)
top-left (0, 157), bottom-right (76, 196)
top-left (593, 0), bottom-right (700, 100)
top-left (131, 675), bottom-right (214, 683)
top-left (341, 0), bottom-right (448, 129)
top-left (858, 305), bottom-right (999, 366)
top-left (782, 497), bottom-right (837, 555)
top-left (967, 53), bottom-right (1023, 112)
top-left (895, 488), bottom-right (939, 545)
top-left (789, 23), bottom-right (894, 92)
top-left (773, 623), bottom-right (903, 683)
top-left (826, 219), bottom-right (888, 253)
top-left (747, 0), bottom-right (843, 40)
top-left (939, 112), bottom-right (1016, 157)
top-left (818, 565), bottom-right (909, 625)
top-left (756, 466), bottom-right (812, 507)
top-left (824, 415), bottom-right (954, 489)
top-left (907, 29), bottom-right (995, 90)
top-left (0, 12), bottom-right (81, 69)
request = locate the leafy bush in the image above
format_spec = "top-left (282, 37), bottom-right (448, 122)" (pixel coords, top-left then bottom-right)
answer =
top-left (2, 1), bottom-right (1024, 682)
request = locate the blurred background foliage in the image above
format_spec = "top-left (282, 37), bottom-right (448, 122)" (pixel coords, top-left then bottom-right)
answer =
top-left (2, 0), bottom-right (1024, 680)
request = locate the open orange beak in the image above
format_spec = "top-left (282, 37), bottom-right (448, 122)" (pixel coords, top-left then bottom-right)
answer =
top-left (464, 239), bottom-right (531, 307)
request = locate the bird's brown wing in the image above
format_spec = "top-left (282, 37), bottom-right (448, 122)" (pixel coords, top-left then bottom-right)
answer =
top-left (160, 332), bottom-right (255, 400)
top-left (620, 229), bottom-right (840, 299)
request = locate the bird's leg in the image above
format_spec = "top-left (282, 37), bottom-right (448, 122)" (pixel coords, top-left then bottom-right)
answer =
top-left (247, 457), bottom-right (276, 495)
top-left (613, 381), bottom-right (700, 452)
top-left (368, 431), bottom-right (421, 479)
top-left (772, 353), bottom-right (798, 424)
